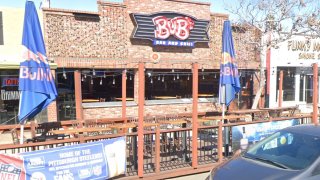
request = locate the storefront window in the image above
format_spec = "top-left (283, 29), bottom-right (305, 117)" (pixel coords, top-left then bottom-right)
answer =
top-left (56, 69), bottom-right (75, 120)
top-left (145, 70), bottom-right (220, 100)
top-left (277, 67), bottom-right (295, 101)
top-left (81, 69), bottom-right (134, 102)
top-left (238, 70), bottom-right (254, 109)
top-left (0, 70), bottom-right (20, 124)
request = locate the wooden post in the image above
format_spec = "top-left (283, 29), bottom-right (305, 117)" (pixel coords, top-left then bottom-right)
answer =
top-left (122, 69), bottom-right (127, 122)
top-left (278, 70), bottom-right (283, 107)
top-left (74, 70), bottom-right (83, 121)
top-left (138, 63), bottom-right (145, 177)
top-left (155, 125), bottom-right (160, 173)
top-left (313, 63), bottom-right (318, 125)
top-left (218, 121), bottom-right (223, 163)
top-left (192, 63), bottom-right (198, 168)
top-left (30, 121), bottom-right (36, 138)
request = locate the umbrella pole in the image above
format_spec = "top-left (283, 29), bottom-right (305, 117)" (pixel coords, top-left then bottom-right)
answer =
top-left (222, 104), bottom-right (229, 157)
top-left (20, 124), bottom-right (24, 144)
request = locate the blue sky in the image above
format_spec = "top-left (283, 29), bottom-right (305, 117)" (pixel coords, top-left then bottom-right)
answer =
top-left (0, 0), bottom-right (229, 14)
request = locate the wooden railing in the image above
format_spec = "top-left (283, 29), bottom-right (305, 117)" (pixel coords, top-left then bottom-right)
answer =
top-left (0, 113), bottom-right (315, 179)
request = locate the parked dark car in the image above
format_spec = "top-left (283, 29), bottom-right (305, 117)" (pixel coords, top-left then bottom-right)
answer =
top-left (207, 124), bottom-right (320, 180)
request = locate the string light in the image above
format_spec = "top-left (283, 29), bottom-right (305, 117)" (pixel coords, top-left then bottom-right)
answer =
top-left (187, 75), bottom-right (190, 81)
top-left (92, 69), bottom-right (96, 76)
top-left (158, 75), bottom-right (160, 81)
top-left (81, 76), bottom-right (84, 82)
top-left (63, 68), bottom-right (67, 79)
top-left (202, 75), bottom-right (205, 80)
top-left (173, 76), bottom-right (176, 81)
top-left (130, 75), bottom-right (132, 81)
top-left (100, 78), bottom-right (102, 85)
top-left (91, 78), bottom-right (93, 85)
top-left (150, 78), bottom-right (153, 84)
top-left (177, 74), bottom-right (179, 80)
top-left (112, 76), bottom-right (115, 85)
top-left (162, 76), bottom-right (164, 82)
top-left (84, 74), bottom-right (87, 79)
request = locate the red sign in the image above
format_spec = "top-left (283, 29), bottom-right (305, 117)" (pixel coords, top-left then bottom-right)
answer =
top-left (153, 16), bottom-right (194, 40)
top-left (2, 78), bottom-right (19, 87)
top-left (0, 154), bottom-right (25, 180)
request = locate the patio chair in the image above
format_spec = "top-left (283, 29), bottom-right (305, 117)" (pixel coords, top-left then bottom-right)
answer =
top-left (84, 119), bottom-right (99, 136)
top-left (11, 128), bottom-right (32, 144)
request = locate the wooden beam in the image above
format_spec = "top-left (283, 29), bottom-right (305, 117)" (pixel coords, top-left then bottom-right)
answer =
top-left (313, 63), bottom-right (318, 125)
top-left (138, 63), bottom-right (145, 177)
top-left (74, 70), bottom-right (83, 121)
top-left (278, 70), bottom-right (283, 107)
top-left (192, 63), bottom-right (198, 168)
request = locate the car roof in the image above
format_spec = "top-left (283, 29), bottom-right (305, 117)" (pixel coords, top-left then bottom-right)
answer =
top-left (283, 124), bottom-right (320, 137)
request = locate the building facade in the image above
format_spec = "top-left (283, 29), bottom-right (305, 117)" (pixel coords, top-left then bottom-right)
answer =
top-left (42, 0), bottom-right (261, 121)
top-left (268, 34), bottom-right (320, 112)
top-left (0, 0), bottom-right (261, 123)
top-left (0, 7), bottom-right (58, 124)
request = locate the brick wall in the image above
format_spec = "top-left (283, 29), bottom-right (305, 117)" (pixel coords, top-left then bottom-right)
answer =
top-left (42, 0), bottom-right (262, 119)
top-left (83, 102), bottom-right (219, 119)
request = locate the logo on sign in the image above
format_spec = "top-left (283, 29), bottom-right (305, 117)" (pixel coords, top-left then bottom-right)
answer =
top-left (0, 163), bottom-right (22, 180)
top-left (153, 16), bottom-right (194, 40)
top-left (131, 12), bottom-right (209, 47)
top-left (26, 157), bottom-right (45, 169)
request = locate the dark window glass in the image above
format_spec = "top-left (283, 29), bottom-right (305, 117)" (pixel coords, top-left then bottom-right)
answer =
top-left (56, 69), bottom-right (75, 121)
top-left (81, 69), bottom-right (134, 102)
top-left (0, 70), bottom-right (19, 124)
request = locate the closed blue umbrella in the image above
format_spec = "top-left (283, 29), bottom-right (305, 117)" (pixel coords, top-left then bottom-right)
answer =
top-left (18, 1), bottom-right (57, 143)
top-left (219, 20), bottom-right (241, 156)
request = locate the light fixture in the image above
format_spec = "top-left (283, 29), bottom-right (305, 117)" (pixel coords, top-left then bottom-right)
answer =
top-left (104, 72), bottom-right (106, 78)
top-left (202, 66), bottom-right (204, 72)
top-left (63, 68), bottom-right (67, 79)
top-left (202, 75), bottom-right (205, 80)
top-left (130, 75), bottom-right (132, 81)
top-left (81, 76), bottom-right (84, 82)
top-left (158, 75), bottom-right (160, 81)
top-left (100, 78), bottom-right (102, 85)
top-left (92, 69), bottom-right (96, 76)
top-left (173, 76), bottom-right (176, 81)
top-left (214, 74), bottom-right (217, 78)
top-left (187, 75), bottom-right (190, 81)
top-left (177, 74), bottom-right (179, 80)
top-left (113, 76), bottom-right (115, 85)
top-left (162, 76), bottom-right (164, 82)
top-left (84, 74), bottom-right (87, 79)
top-left (150, 78), bottom-right (153, 84)
top-left (91, 78), bottom-right (93, 85)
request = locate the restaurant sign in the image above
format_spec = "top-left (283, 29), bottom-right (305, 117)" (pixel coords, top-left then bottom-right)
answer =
top-left (131, 12), bottom-right (209, 47)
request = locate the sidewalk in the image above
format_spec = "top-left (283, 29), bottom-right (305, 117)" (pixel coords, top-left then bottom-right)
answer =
top-left (167, 172), bottom-right (209, 180)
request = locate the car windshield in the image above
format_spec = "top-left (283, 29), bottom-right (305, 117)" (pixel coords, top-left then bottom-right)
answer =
top-left (244, 130), bottom-right (320, 170)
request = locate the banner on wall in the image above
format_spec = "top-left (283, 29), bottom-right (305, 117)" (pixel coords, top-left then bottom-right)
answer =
top-left (231, 119), bottom-right (300, 151)
top-left (0, 137), bottom-right (126, 180)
